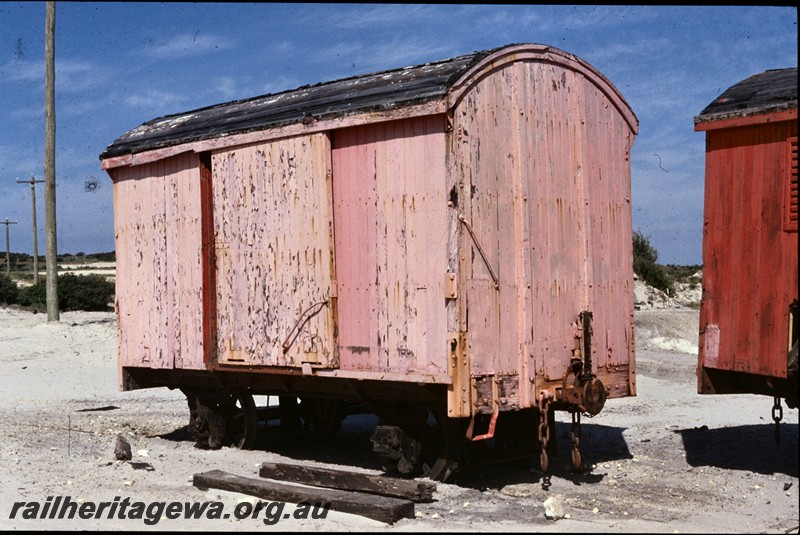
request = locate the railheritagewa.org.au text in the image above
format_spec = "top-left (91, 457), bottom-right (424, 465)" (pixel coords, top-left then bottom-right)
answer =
top-left (8, 495), bottom-right (330, 526)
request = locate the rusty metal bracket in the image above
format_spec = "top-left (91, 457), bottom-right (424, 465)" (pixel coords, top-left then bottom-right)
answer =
top-left (465, 405), bottom-right (499, 441)
top-left (447, 332), bottom-right (471, 418)
top-left (466, 375), bottom-right (499, 440)
top-left (458, 213), bottom-right (499, 289)
top-left (559, 358), bottom-right (607, 417)
top-left (282, 299), bottom-right (329, 354)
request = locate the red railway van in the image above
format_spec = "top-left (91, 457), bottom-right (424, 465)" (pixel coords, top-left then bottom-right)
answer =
top-left (695, 67), bottom-right (798, 410)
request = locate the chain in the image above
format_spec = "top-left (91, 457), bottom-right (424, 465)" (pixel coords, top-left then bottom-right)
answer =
top-left (570, 410), bottom-right (582, 470)
top-left (772, 396), bottom-right (783, 445)
top-left (538, 393), bottom-right (551, 473)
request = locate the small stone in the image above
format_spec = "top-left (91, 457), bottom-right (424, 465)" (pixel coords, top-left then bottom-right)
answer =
top-left (123, 480), bottom-right (133, 486)
top-left (136, 449), bottom-right (149, 458)
top-left (114, 435), bottom-right (132, 461)
top-left (415, 511), bottom-right (423, 518)
top-left (431, 513), bottom-right (440, 519)
top-left (543, 496), bottom-right (565, 520)
top-left (592, 507), bottom-right (599, 514)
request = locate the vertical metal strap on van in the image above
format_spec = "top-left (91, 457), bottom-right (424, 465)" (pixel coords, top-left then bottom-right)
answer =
top-left (457, 213), bottom-right (500, 289)
top-left (282, 299), bottom-right (329, 354)
top-left (579, 310), bottom-right (593, 380)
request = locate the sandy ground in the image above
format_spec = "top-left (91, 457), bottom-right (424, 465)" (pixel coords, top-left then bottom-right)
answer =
top-left (0, 306), bottom-right (797, 532)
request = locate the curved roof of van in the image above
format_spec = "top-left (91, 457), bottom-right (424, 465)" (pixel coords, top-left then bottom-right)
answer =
top-left (100, 43), bottom-right (636, 161)
top-left (695, 67), bottom-right (797, 125)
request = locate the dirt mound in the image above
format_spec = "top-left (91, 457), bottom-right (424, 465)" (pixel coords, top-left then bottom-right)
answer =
top-left (633, 270), bottom-right (702, 310)
top-left (635, 308), bottom-right (699, 355)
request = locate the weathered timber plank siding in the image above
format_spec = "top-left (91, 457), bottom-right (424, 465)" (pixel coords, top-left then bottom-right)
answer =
top-left (452, 58), bottom-right (635, 397)
top-left (112, 152), bottom-right (205, 373)
top-left (211, 133), bottom-right (335, 367)
top-left (104, 44), bottom-right (638, 405)
top-left (699, 119), bottom-right (798, 378)
top-left (332, 116), bottom-right (449, 375)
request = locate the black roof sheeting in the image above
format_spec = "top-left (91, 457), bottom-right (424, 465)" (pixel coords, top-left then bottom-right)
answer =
top-left (695, 67), bottom-right (798, 124)
top-left (100, 46), bottom-right (506, 160)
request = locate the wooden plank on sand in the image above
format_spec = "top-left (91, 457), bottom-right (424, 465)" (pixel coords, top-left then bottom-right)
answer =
top-left (258, 462), bottom-right (436, 502)
top-left (193, 470), bottom-right (414, 524)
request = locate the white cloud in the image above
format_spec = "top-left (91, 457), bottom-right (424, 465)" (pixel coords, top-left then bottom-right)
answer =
top-left (10, 105), bottom-right (43, 121)
top-left (321, 4), bottom-right (450, 30)
top-left (143, 32), bottom-right (233, 59)
top-left (1, 58), bottom-right (114, 93)
top-left (208, 75), bottom-right (241, 101)
top-left (259, 75), bottom-right (304, 96)
top-left (1, 58), bottom-right (42, 82)
top-left (309, 38), bottom-right (456, 76)
top-left (0, 142), bottom-right (44, 177)
top-left (125, 89), bottom-right (185, 111)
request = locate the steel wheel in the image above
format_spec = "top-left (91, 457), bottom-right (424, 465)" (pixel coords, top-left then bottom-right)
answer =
top-left (224, 392), bottom-right (258, 449)
top-left (419, 409), bottom-right (463, 482)
top-left (299, 397), bottom-right (346, 438)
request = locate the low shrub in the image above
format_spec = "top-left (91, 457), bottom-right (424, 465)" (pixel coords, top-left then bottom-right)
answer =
top-left (17, 273), bottom-right (115, 312)
top-left (632, 230), bottom-right (673, 295)
top-left (0, 273), bottom-right (18, 305)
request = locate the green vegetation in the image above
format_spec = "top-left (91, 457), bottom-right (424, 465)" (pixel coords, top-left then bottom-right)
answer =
top-left (662, 264), bottom-right (703, 284)
top-left (632, 230), bottom-right (673, 295)
top-left (2, 272), bottom-right (115, 312)
top-left (2, 251), bottom-right (116, 283)
top-left (1, 251), bottom-right (116, 312)
top-left (632, 231), bottom-right (703, 296)
top-left (0, 273), bottom-right (18, 305)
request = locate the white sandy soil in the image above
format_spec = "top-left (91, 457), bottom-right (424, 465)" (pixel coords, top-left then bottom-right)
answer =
top-left (0, 301), bottom-right (797, 532)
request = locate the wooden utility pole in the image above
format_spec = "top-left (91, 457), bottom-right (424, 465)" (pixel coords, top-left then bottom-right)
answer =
top-left (2, 219), bottom-right (18, 277)
top-left (17, 175), bottom-right (44, 284)
top-left (44, 0), bottom-right (59, 321)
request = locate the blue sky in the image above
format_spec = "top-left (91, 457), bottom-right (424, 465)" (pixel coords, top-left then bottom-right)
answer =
top-left (0, 3), bottom-right (796, 265)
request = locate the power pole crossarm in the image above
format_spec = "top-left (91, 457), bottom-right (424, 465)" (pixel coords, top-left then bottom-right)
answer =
top-left (17, 175), bottom-right (45, 284)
